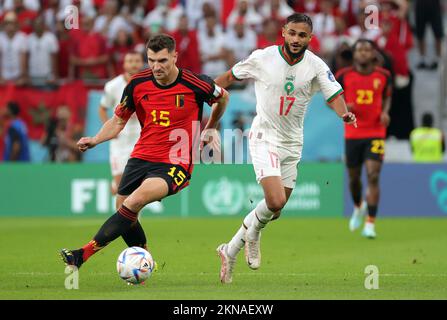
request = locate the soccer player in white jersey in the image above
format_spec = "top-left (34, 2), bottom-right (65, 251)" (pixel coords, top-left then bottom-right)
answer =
top-left (99, 52), bottom-right (144, 195)
top-left (214, 13), bottom-right (357, 284)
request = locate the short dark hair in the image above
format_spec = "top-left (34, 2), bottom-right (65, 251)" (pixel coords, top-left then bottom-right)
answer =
top-left (422, 113), bottom-right (434, 127)
top-left (146, 34), bottom-right (176, 53)
top-left (285, 13), bottom-right (313, 31)
top-left (352, 38), bottom-right (377, 51)
top-left (7, 102), bottom-right (20, 116)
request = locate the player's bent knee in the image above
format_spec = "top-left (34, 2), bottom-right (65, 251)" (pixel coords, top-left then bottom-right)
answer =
top-left (266, 197), bottom-right (287, 213)
top-left (123, 196), bottom-right (147, 213)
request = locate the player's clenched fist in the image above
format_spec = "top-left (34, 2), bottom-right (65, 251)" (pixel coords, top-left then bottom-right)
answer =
top-left (342, 112), bottom-right (357, 128)
top-left (77, 137), bottom-right (97, 152)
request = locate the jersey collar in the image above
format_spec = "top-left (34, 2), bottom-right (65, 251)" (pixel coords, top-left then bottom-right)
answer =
top-left (152, 68), bottom-right (182, 89)
top-left (278, 45), bottom-right (304, 66)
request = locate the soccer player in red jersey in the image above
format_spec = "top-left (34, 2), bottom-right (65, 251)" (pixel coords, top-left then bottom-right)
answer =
top-left (336, 39), bottom-right (392, 239)
top-left (60, 34), bottom-right (229, 269)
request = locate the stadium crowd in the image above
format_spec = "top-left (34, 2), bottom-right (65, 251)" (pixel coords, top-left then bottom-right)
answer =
top-left (0, 0), bottom-right (444, 162)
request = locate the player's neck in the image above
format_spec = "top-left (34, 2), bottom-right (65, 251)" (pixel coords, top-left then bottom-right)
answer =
top-left (123, 73), bottom-right (131, 83)
top-left (355, 63), bottom-right (374, 75)
top-left (155, 67), bottom-right (180, 86)
top-left (281, 45), bottom-right (304, 64)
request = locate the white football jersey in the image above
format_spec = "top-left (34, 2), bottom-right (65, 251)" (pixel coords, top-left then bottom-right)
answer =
top-left (232, 45), bottom-right (343, 147)
top-left (100, 74), bottom-right (140, 156)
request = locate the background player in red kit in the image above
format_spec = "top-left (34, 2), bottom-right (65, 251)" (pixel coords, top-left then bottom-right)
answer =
top-left (60, 34), bottom-right (229, 268)
top-left (336, 39), bottom-right (392, 239)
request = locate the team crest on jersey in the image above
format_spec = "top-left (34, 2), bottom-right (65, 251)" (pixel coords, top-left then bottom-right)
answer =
top-left (327, 70), bottom-right (335, 82)
top-left (373, 78), bottom-right (381, 90)
top-left (284, 75), bottom-right (295, 95)
top-left (175, 94), bottom-right (185, 108)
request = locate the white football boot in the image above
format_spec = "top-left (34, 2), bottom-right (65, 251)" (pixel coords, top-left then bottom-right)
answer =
top-left (349, 201), bottom-right (367, 231)
top-left (361, 222), bottom-right (377, 239)
top-left (216, 243), bottom-right (236, 284)
top-left (245, 232), bottom-right (261, 270)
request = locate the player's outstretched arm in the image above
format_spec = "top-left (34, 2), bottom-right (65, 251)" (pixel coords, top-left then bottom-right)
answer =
top-left (204, 89), bottom-right (230, 130)
top-left (329, 95), bottom-right (357, 128)
top-left (77, 115), bottom-right (127, 152)
top-left (201, 89), bottom-right (230, 150)
top-left (214, 70), bottom-right (236, 89)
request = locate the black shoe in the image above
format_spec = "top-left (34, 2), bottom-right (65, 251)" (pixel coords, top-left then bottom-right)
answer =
top-left (416, 61), bottom-right (427, 69)
top-left (429, 61), bottom-right (438, 70)
top-left (60, 248), bottom-right (84, 269)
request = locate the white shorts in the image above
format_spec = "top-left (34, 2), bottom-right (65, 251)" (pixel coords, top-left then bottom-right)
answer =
top-left (249, 131), bottom-right (301, 189)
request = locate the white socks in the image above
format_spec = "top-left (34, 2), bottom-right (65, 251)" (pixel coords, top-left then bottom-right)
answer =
top-left (246, 199), bottom-right (275, 241)
top-left (226, 199), bottom-right (275, 258)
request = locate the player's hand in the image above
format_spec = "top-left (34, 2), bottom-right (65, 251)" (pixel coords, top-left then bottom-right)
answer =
top-left (77, 137), bottom-right (97, 152)
top-left (342, 112), bottom-right (357, 128)
top-left (200, 128), bottom-right (221, 151)
top-left (380, 112), bottom-right (390, 127)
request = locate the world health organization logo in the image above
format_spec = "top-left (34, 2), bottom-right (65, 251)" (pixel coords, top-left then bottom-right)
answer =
top-left (430, 171), bottom-right (447, 214)
top-left (202, 178), bottom-right (245, 215)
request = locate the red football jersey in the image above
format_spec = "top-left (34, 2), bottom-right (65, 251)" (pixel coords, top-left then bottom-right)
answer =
top-left (114, 68), bottom-right (223, 174)
top-left (336, 66), bottom-right (392, 139)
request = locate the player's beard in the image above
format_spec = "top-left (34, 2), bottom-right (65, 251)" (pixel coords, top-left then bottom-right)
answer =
top-left (285, 42), bottom-right (308, 60)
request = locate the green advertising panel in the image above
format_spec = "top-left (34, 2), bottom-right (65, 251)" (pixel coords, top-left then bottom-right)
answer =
top-left (0, 163), bottom-right (343, 217)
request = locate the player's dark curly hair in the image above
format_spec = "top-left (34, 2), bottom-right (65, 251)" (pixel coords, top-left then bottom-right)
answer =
top-left (146, 34), bottom-right (176, 53)
top-left (352, 38), bottom-right (377, 52)
top-left (286, 13), bottom-right (313, 31)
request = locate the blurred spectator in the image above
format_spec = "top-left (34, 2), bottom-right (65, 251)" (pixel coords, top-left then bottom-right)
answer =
top-left (378, 0), bottom-right (414, 139)
top-left (257, 18), bottom-right (282, 49)
top-left (27, 16), bottom-right (59, 86)
top-left (185, 0), bottom-right (216, 30)
top-left (313, 1), bottom-right (345, 60)
top-left (172, 14), bottom-right (201, 73)
top-left (110, 29), bottom-right (137, 75)
top-left (94, 0), bottom-right (133, 44)
top-left (290, 0), bottom-right (320, 15)
top-left (198, 14), bottom-right (227, 79)
top-left (377, 0), bottom-right (412, 88)
top-left (143, 0), bottom-right (184, 34)
top-left (339, 0), bottom-right (363, 28)
top-left (43, 0), bottom-right (59, 33)
top-left (119, 0), bottom-right (146, 28)
top-left (3, 102), bottom-right (30, 162)
top-left (41, 106), bottom-right (82, 162)
top-left (259, 0), bottom-right (294, 22)
top-left (410, 113), bottom-right (445, 162)
top-left (0, 0), bottom-right (38, 34)
top-left (3, 0), bottom-right (40, 11)
top-left (68, 16), bottom-right (112, 81)
top-left (55, 19), bottom-right (71, 79)
top-left (196, 1), bottom-right (222, 36)
top-left (312, 0), bottom-right (336, 40)
top-left (223, 19), bottom-right (257, 67)
top-left (0, 12), bottom-right (28, 85)
top-left (227, 0), bottom-right (263, 32)
top-left (414, 0), bottom-right (444, 70)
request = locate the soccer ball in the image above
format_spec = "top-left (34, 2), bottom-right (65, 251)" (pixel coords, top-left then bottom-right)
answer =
top-left (116, 246), bottom-right (155, 284)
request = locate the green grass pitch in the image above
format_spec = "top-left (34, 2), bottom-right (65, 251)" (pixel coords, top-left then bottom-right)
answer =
top-left (0, 217), bottom-right (446, 299)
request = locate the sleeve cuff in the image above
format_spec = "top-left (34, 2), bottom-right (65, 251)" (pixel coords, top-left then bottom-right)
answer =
top-left (231, 69), bottom-right (243, 81)
top-left (326, 89), bottom-right (344, 103)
